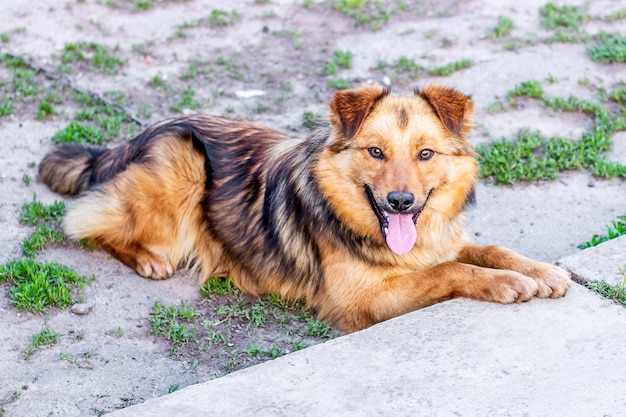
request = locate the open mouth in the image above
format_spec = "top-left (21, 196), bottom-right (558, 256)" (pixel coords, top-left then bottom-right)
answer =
top-left (364, 185), bottom-right (431, 255)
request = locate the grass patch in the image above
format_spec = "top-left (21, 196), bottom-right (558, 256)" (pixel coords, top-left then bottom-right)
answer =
top-left (149, 300), bottom-right (198, 348)
top-left (477, 81), bottom-right (626, 184)
top-left (215, 56), bottom-right (246, 80)
top-left (322, 50), bottom-right (353, 76)
top-left (23, 326), bottom-right (60, 360)
top-left (327, 78), bottom-right (351, 90)
top-left (490, 16), bottom-right (514, 38)
top-left (507, 79), bottom-right (544, 104)
top-left (0, 259), bottom-right (88, 313)
top-left (588, 32), bottom-right (626, 63)
top-left (302, 111), bottom-right (322, 129)
top-left (201, 277), bottom-right (240, 298)
top-left (52, 122), bottom-right (105, 145)
top-left (208, 9), bottom-right (241, 27)
top-left (585, 267), bottom-right (626, 306)
top-left (428, 59), bottom-right (472, 76)
top-left (36, 99), bottom-right (55, 120)
top-left (60, 42), bottom-right (125, 74)
top-left (19, 197), bottom-right (66, 258)
top-left (578, 216), bottom-right (626, 249)
top-left (52, 92), bottom-right (132, 144)
top-left (333, 0), bottom-right (399, 31)
top-left (586, 280), bottom-right (626, 305)
top-left (149, 284), bottom-right (338, 374)
top-left (539, 2), bottom-right (589, 30)
top-left (603, 8), bottom-right (626, 22)
top-left (0, 100), bottom-right (13, 116)
top-left (171, 88), bottom-right (201, 112)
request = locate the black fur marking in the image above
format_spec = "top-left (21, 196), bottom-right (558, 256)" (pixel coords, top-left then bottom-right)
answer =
top-left (463, 186), bottom-right (476, 210)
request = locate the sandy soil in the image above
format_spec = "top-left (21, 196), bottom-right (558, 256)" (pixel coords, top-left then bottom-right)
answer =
top-left (1, 0), bottom-right (625, 415)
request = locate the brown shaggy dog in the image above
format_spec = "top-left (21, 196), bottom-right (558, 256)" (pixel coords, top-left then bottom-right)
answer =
top-left (39, 84), bottom-right (571, 332)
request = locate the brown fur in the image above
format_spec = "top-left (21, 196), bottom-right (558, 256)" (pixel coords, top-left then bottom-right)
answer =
top-left (39, 84), bottom-right (571, 333)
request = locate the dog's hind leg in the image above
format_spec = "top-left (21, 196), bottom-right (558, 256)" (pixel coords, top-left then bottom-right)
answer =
top-left (63, 138), bottom-right (207, 280)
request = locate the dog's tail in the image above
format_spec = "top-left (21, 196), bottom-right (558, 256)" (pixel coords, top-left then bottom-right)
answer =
top-left (39, 138), bottom-right (145, 196)
top-left (39, 143), bottom-right (110, 195)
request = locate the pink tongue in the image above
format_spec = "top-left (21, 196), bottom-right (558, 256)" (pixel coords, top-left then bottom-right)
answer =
top-left (385, 213), bottom-right (417, 255)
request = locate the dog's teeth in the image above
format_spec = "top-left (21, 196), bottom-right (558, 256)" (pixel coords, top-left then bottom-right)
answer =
top-left (383, 227), bottom-right (388, 235)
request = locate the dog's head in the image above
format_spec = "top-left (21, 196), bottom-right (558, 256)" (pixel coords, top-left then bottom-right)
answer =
top-left (317, 84), bottom-right (478, 255)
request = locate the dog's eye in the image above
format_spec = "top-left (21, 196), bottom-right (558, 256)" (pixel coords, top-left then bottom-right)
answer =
top-left (418, 149), bottom-right (434, 161)
top-left (368, 147), bottom-right (384, 159)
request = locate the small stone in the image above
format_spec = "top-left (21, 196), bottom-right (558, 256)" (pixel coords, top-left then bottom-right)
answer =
top-left (71, 303), bottom-right (93, 316)
top-left (235, 90), bottom-right (266, 99)
top-left (588, 179), bottom-right (595, 187)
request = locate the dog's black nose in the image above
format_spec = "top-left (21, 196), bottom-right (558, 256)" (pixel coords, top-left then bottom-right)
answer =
top-left (387, 191), bottom-right (414, 212)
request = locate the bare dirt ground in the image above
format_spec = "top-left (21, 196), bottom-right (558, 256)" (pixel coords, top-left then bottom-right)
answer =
top-left (1, 0), bottom-right (625, 416)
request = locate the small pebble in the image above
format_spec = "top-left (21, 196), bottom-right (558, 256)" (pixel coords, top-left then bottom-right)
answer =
top-left (588, 179), bottom-right (595, 187)
top-left (71, 303), bottom-right (93, 316)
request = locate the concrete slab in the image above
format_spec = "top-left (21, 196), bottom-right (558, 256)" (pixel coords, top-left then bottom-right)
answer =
top-left (559, 235), bottom-right (626, 287)
top-left (108, 282), bottom-right (626, 417)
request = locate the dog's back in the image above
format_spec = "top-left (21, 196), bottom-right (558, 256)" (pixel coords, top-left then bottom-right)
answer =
top-left (38, 115), bottom-right (327, 299)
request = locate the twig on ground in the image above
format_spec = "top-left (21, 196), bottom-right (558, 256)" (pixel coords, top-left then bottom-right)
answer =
top-left (1, 48), bottom-right (146, 127)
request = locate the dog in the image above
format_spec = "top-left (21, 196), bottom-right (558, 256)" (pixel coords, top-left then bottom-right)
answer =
top-left (39, 84), bottom-right (571, 332)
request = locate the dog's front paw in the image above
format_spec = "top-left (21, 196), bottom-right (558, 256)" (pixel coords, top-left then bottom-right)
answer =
top-left (489, 272), bottom-right (539, 304)
top-left (526, 263), bottom-right (572, 298)
top-left (461, 271), bottom-right (539, 304)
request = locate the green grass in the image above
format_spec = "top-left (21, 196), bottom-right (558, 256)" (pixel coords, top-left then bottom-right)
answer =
top-left (149, 75), bottom-right (168, 89)
top-left (333, 0), bottom-right (396, 31)
top-left (578, 216), bottom-right (626, 249)
top-left (0, 100), bottom-right (13, 116)
top-left (180, 59), bottom-right (210, 80)
top-left (585, 267), bottom-right (626, 306)
top-left (208, 9), bottom-right (241, 26)
top-left (604, 8), bottom-right (626, 22)
top-left (60, 42), bottom-right (125, 74)
top-left (586, 280), bottom-right (626, 305)
top-left (322, 50), bottom-right (353, 75)
top-left (508, 79), bottom-right (544, 100)
top-left (588, 32), bottom-right (626, 63)
top-left (327, 78), bottom-right (351, 90)
top-left (149, 286), bottom-right (338, 374)
top-left (396, 55), bottom-right (421, 75)
top-left (171, 88), bottom-right (201, 112)
top-left (52, 92), bottom-right (132, 144)
top-left (19, 198), bottom-right (66, 257)
top-left (539, 2), bottom-right (589, 29)
top-left (478, 80), bottom-right (626, 184)
top-left (491, 16), bottom-right (514, 38)
top-left (132, 0), bottom-right (153, 12)
top-left (0, 259), bottom-right (88, 313)
top-left (149, 300), bottom-right (199, 347)
top-left (23, 326), bottom-right (60, 360)
top-left (200, 277), bottom-right (240, 298)
top-left (13, 69), bottom-right (39, 97)
top-left (52, 122), bottom-right (105, 145)
top-left (215, 56), bottom-right (246, 80)
top-left (302, 111), bottom-right (322, 129)
top-left (36, 99), bottom-right (55, 120)
top-left (428, 59), bottom-right (472, 76)
top-left (477, 127), bottom-right (624, 185)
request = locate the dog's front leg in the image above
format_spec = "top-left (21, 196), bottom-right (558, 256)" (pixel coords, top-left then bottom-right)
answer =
top-left (331, 262), bottom-right (541, 332)
top-left (456, 244), bottom-right (572, 298)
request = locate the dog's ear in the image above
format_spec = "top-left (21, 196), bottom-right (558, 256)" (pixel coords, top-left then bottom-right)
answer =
top-left (415, 85), bottom-right (474, 137)
top-left (329, 84), bottom-right (390, 140)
